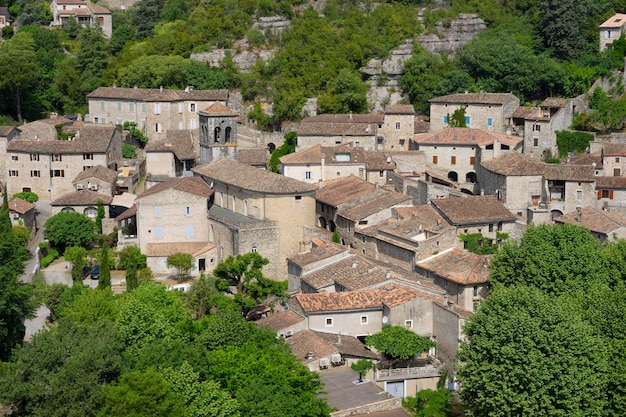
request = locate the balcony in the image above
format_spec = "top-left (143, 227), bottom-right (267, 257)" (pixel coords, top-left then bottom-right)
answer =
top-left (376, 364), bottom-right (441, 381)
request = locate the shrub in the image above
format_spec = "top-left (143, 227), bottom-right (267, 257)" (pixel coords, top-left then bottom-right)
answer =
top-left (12, 191), bottom-right (39, 203)
top-left (40, 249), bottom-right (59, 268)
top-left (123, 143), bottom-right (137, 158)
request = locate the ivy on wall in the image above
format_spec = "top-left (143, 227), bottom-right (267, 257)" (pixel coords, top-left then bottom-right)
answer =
top-left (460, 232), bottom-right (509, 255)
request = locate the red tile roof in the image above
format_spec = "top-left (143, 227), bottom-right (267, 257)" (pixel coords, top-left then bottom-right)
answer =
top-left (138, 177), bottom-right (213, 200)
top-left (431, 195), bottom-right (516, 225)
top-left (555, 206), bottom-right (626, 235)
top-left (295, 290), bottom-right (383, 313)
top-left (413, 128), bottom-right (522, 148)
top-left (416, 249), bottom-right (491, 284)
top-left (429, 92), bottom-right (516, 105)
top-left (3, 198), bottom-right (35, 215)
top-left (315, 175), bottom-right (377, 207)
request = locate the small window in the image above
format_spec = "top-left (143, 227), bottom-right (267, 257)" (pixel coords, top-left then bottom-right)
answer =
top-left (379, 170), bottom-right (384, 178)
top-left (11, 155), bottom-right (18, 161)
top-left (190, 103), bottom-right (196, 112)
top-left (601, 189), bottom-right (611, 199)
top-left (156, 123), bottom-right (162, 133)
top-left (325, 318), bottom-right (333, 327)
top-left (154, 103), bottom-right (161, 115)
top-left (30, 153), bottom-right (39, 161)
top-left (305, 171), bottom-right (313, 180)
top-left (52, 154), bottom-right (62, 162)
top-left (186, 224), bottom-right (193, 238)
top-left (178, 102), bottom-right (183, 114)
top-left (251, 244), bottom-right (257, 252)
top-left (473, 285), bottom-right (478, 297)
top-left (451, 156), bottom-right (456, 165)
top-left (533, 138), bottom-right (539, 147)
top-left (9, 170), bottom-right (18, 177)
top-left (465, 116), bottom-right (470, 125)
top-left (50, 169), bottom-right (64, 177)
top-left (489, 223), bottom-right (494, 232)
top-left (155, 225), bottom-right (163, 238)
top-left (83, 166), bottom-right (92, 170)
top-left (576, 190), bottom-right (582, 200)
top-left (443, 115), bottom-right (448, 124)
top-left (432, 155), bottom-right (438, 164)
top-left (129, 102), bottom-right (134, 112)
top-left (470, 156), bottom-right (476, 165)
top-left (117, 102), bottom-right (121, 111)
top-left (83, 153), bottom-right (93, 160)
top-left (184, 206), bottom-right (192, 216)
top-left (360, 316), bottom-right (368, 324)
top-left (404, 320), bottom-right (413, 329)
top-left (100, 101), bottom-right (105, 110)
top-left (30, 170), bottom-right (40, 177)
top-left (142, 103), bottom-right (146, 112)
top-left (399, 139), bottom-right (405, 147)
top-left (154, 207), bottom-right (162, 217)
top-left (395, 122), bottom-right (401, 130)
top-left (617, 157), bottom-right (621, 163)
top-left (487, 117), bottom-right (492, 127)
top-left (295, 195), bottom-right (302, 200)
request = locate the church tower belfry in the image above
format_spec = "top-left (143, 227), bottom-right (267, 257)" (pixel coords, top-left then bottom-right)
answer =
top-left (198, 102), bottom-right (239, 165)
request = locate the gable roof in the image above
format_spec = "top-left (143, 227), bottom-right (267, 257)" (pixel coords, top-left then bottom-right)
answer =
top-left (295, 290), bottom-right (383, 313)
top-left (73, 165), bottom-right (118, 184)
top-left (596, 176), bottom-right (626, 189)
top-left (313, 331), bottom-right (379, 359)
top-left (479, 152), bottom-right (596, 181)
top-left (2, 198), bottom-right (35, 215)
top-left (567, 152), bottom-right (602, 168)
top-left (194, 159), bottom-right (317, 194)
top-left (237, 148), bottom-right (269, 166)
top-left (555, 207), bottom-right (626, 235)
top-left (416, 249), bottom-right (491, 285)
top-left (288, 241), bottom-right (349, 268)
top-left (145, 130), bottom-right (196, 160)
top-left (384, 104), bottom-right (415, 115)
top-left (9, 124), bottom-right (118, 154)
top-left (431, 195), bottom-right (516, 225)
top-left (429, 92), bottom-right (516, 105)
top-left (413, 128), bottom-right (523, 148)
top-left (602, 142), bottom-right (626, 157)
top-left (281, 144), bottom-right (396, 171)
top-left (600, 13), bottom-right (626, 28)
top-left (51, 189), bottom-right (113, 206)
top-left (0, 126), bottom-right (17, 137)
top-left (337, 190), bottom-right (411, 222)
top-left (87, 87), bottom-right (229, 102)
top-left (315, 175), bottom-right (377, 207)
top-left (138, 177), bottom-right (213, 200)
top-left (201, 101), bottom-right (238, 116)
top-left (255, 310), bottom-right (305, 332)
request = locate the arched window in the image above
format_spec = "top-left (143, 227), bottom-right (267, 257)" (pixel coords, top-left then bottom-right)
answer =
top-left (232, 195), bottom-right (236, 212)
top-left (84, 206), bottom-right (98, 218)
top-left (244, 200), bottom-right (248, 216)
top-left (214, 127), bottom-right (221, 143)
top-left (225, 126), bottom-right (232, 143)
top-left (61, 207), bottom-right (76, 213)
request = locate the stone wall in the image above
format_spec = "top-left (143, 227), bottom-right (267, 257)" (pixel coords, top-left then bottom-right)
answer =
top-left (330, 398), bottom-right (403, 417)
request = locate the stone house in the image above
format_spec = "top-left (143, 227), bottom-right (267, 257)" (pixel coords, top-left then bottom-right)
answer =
top-left (600, 142), bottom-right (626, 177)
top-left (411, 128), bottom-right (523, 192)
top-left (478, 152), bottom-right (596, 224)
top-left (555, 206), bottom-right (626, 243)
top-left (415, 249), bottom-right (490, 313)
top-left (72, 165), bottom-right (118, 196)
top-left (428, 91), bottom-right (520, 132)
top-left (6, 124), bottom-right (123, 200)
top-left (335, 189), bottom-right (413, 248)
top-left (280, 143), bottom-right (396, 186)
top-left (315, 175), bottom-right (377, 231)
top-left (354, 205), bottom-right (457, 272)
top-left (596, 176), bottom-right (626, 209)
top-left (600, 13), bottom-right (626, 51)
top-left (51, 189), bottom-right (113, 218)
top-left (0, 126), bottom-right (19, 188)
top-left (50, 0), bottom-right (112, 38)
top-left (86, 86), bottom-right (229, 141)
top-left (296, 105), bottom-right (417, 152)
top-left (117, 177), bottom-right (215, 275)
top-left (287, 240), bottom-right (353, 293)
top-left (193, 158), bottom-right (318, 280)
top-left (520, 98), bottom-right (574, 160)
top-left (145, 130), bottom-right (197, 181)
top-left (2, 197), bottom-right (36, 233)
top-left (255, 309), bottom-right (308, 338)
top-left (430, 195), bottom-right (520, 247)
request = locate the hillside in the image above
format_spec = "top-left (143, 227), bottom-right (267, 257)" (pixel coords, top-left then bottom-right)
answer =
top-left (0, 0), bottom-right (625, 129)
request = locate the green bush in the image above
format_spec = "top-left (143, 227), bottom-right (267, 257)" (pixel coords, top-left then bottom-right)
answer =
top-left (12, 191), bottom-right (39, 203)
top-left (40, 249), bottom-right (59, 268)
top-left (122, 143), bottom-right (137, 158)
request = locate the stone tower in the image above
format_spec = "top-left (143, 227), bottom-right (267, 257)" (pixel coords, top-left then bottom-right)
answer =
top-left (198, 102), bottom-right (239, 165)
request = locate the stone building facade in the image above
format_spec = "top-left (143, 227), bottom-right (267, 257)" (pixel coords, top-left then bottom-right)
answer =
top-left (522, 98), bottom-right (573, 160)
top-left (428, 92), bottom-right (520, 132)
top-left (600, 13), bottom-right (626, 51)
top-left (198, 102), bottom-right (239, 164)
top-left (50, 0), bottom-right (112, 38)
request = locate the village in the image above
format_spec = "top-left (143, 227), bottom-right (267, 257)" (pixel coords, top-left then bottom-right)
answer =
top-left (3, 2), bottom-right (626, 416)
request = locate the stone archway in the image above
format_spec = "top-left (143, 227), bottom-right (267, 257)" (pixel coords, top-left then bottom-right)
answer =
top-left (465, 172), bottom-right (477, 183)
top-left (319, 216), bottom-right (327, 229)
top-left (329, 220), bottom-right (336, 232)
top-left (267, 143), bottom-right (276, 153)
top-left (551, 210), bottom-right (563, 221)
top-left (448, 171), bottom-right (458, 182)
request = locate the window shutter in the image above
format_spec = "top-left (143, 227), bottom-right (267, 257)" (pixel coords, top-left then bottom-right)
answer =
top-left (598, 190), bottom-right (602, 199)
top-left (610, 190), bottom-right (614, 199)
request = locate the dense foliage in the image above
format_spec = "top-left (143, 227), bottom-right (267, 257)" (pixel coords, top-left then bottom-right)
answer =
top-left (43, 211), bottom-right (98, 251)
top-left (459, 224), bottom-right (626, 416)
top-left (0, 282), bottom-right (331, 417)
top-left (365, 325), bottom-right (435, 360)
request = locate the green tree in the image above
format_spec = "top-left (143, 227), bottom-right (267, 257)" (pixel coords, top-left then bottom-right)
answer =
top-left (269, 131), bottom-right (297, 172)
top-left (214, 252), bottom-right (287, 315)
top-left (457, 285), bottom-right (608, 417)
top-left (76, 26), bottom-right (109, 98)
top-left (64, 246), bottom-right (87, 284)
top-left (123, 143), bottom-right (137, 158)
top-left (588, 88), bottom-right (626, 132)
top-left (125, 260), bottom-right (138, 292)
top-left (44, 211), bottom-right (98, 251)
top-left (403, 389), bottom-right (453, 417)
top-left (98, 243), bottom-right (112, 290)
top-left (0, 31), bottom-right (41, 123)
top-left (365, 325), bottom-right (435, 361)
top-left (12, 191), bottom-right (39, 203)
top-left (350, 359), bottom-right (373, 383)
top-left (0, 319), bottom-right (124, 416)
top-left (131, 0), bottom-right (167, 39)
top-left (96, 199), bottom-right (105, 234)
top-left (490, 223), bottom-right (609, 295)
top-left (186, 273), bottom-right (221, 319)
top-left (99, 368), bottom-right (184, 417)
top-left (400, 46), bottom-right (452, 114)
top-left (448, 107), bottom-right (467, 128)
top-left (167, 252), bottom-right (193, 277)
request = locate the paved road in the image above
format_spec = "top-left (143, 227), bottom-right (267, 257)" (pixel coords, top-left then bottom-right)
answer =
top-left (20, 200), bottom-right (52, 285)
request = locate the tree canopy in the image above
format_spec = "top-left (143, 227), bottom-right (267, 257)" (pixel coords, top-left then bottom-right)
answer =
top-left (365, 325), bottom-right (435, 360)
top-left (44, 212), bottom-right (98, 251)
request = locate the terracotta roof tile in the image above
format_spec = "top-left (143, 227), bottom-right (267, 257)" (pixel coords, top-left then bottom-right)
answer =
top-left (51, 189), bottom-right (113, 206)
top-left (602, 142), bottom-right (626, 156)
top-left (543, 164), bottom-right (595, 181)
top-left (600, 13), bottom-right (626, 28)
top-left (201, 101), bottom-right (238, 116)
top-left (255, 310), bottom-right (305, 332)
top-left (540, 97), bottom-right (571, 108)
top-left (115, 204), bottom-right (136, 221)
top-left (416, 249), bottom-right (491, 284)
top-left (295, 290), bottom-right (383, 313)
top-left (0, 126), bottom-right (17, 137)
top-left (2, 198), bottom-right (35, 215)
top-left (73, 165), bottom-right (118, 184)
top-left (431, 195), bottom-right (516, 225)
top-left (286, 330), bottom-right (340, 364)
top-left (145, 130), bottom-right (196, 160)
top-left (315, 176), bottom-right (377, 207)
top-left (138, 177), bottom-right (213, 200)
top-left (414, 118), bottom-right (430, 134)
top-left (297, 122), bottom-right (378, 136)
top-left (384, 104), bottom-right (415, 115)
top-left (567, 152), bottom-right (602, 167)
top-left (413, 128), bottom-right (522, 148)
top-left (555, 206), bottom-right (626, 235)
top-left (237, 148), bottom-right (269, 166)
top-left (338, 190), bottom-right (412, 222)
top-left (301, 114), bottom-right (384, 124)
top-left (596, 176), bottom-right (626, 188)
top-left (288, 241), bottom-right (348, 267)
top-left (9, 124), bottom-right (118, 154)
top-left (313, 331), bottom-right (379, 359)
top-left (512, 106), bottom-right (535, 119)
top-left (88, 87), bottom-right (229, 102)
top-left (194, 159), bottom-right (317, 194)
top-left (481, 152), bottom-right (593, 179)
top-left (280, 144), bottom-right (322, 164)
top-left (429, 92), bottom-right (516, 105)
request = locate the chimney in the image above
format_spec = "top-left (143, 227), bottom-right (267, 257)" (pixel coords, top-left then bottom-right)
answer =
top-left (352, 262), bottom-right (357, 268)
top-left (576, 207), bottom-right (581, 223)
top-left (337, 333), bottom-right (342, 345)
top-left (385, 271), bottom-right (391, 279)
top-left (479, 90), bottom-right (485, 99)
top-left (349, 112), bottom-right (353, 120)
top-left (160, 85), bottom-right (163, 93)
top-left (134, 85), bottom-right (138, 90)
top-left (113, 84), bottom-right (117, 88)
top-left (318, 179), bottom-right (323, 189)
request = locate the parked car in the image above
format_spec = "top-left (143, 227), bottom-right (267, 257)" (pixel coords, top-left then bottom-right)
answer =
top-left (82, 265), bottom-right (91, 279)
top-left (90, 265), bottom-right (101, 280)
